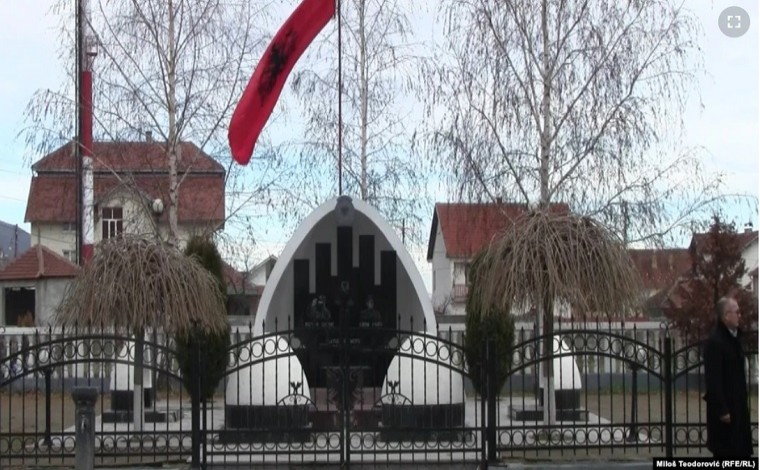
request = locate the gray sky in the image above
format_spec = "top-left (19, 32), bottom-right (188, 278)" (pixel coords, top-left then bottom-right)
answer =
top-left (0, 0), bottom-right (757, 290)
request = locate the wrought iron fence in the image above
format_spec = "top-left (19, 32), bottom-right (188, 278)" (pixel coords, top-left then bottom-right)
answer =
top-left (0, 322), bottom-right (757, 468)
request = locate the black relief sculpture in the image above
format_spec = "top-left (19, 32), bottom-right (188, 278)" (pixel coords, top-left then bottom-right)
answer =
top-left (291, 225), bottom-right (399, 390)
top-left (359, 296), bottom-right (382, 325)
top-left (293, 259), bottom-right (309, 329)
top-left (315, 243), bottom-right (331, 298)
top-left (336, 226), bottom-right (352, 281)
top-left (306, 295), bottom-right (332, 323)
top-left (380, 250), bottom-right (397, 330)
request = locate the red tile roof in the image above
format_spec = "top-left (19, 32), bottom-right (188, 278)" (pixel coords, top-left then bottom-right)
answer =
top-left (0, 245), bottom-right (79, 281)
top-left (26, 140), bottom-right (225, 225)
top-left (427, 202), bottom-right (570, 260)
top-left (628, 248), bottom-right (691, 291)
top-left (25, 174), bottom-right (224, 223)
top-left (223, 261), bottom-right (246, 293)
top-left (32, 141), bottom-right (225, 173)
top-left (690, 230), bottom-right (758, 253)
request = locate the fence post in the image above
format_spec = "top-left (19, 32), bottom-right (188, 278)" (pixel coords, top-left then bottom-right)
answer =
top-left (191, 326), bottom-right (201, 469)
top-left (44, 368), bottom-right (52, 445)
top-left (663, 335), bottom-right (674, 458)
top-left (480, 339), bottom-right (487, 468)
top-left (486, 339), bottom-right (497, 463)
top-left (72, 386), bottom-right (98, 470)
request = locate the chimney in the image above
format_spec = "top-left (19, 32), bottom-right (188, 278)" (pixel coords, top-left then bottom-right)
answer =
top-left (496, 197), bottom-right (502, 204)
top-left (744, 221), bottom-right (753, 233)
top-left (145, 130), bottom-right (153, 142)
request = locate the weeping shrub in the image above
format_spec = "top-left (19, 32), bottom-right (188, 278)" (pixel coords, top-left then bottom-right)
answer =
top-left (175, 236), bottom-right (231, 402)
top-left (464, 250), bottom-right (515, 397)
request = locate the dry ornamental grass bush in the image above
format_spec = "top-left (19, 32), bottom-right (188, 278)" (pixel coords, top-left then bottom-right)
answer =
top-left (55, 236), bottom-right (227, 336)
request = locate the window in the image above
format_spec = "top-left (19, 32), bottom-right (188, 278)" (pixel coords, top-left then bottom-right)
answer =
top-left (102, 207), bottom-right (124, 239)
top-left (62, 250), bottom-right (77, 263)
top-left (62, 222), bottom-right (76, 232)
top-left (454, 262), bottom-right (471, 285)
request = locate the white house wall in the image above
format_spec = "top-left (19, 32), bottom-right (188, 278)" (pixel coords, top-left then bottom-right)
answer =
top-left (431, 223), bottom-right (452, 313)
top-left (33, 196), bottom-right (213, 258)
top-left (742, 239), bottom-right (758, 287)
top-left (32, 224), bottom-right (77, 259)
top-left (35, 278), bottom-right (71, 326)
top-left (250, 263), bottom-right (271, 286)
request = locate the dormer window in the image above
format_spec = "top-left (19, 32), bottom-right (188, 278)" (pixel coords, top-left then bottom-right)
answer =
top-left (102, 207), bottom-right (124, 239)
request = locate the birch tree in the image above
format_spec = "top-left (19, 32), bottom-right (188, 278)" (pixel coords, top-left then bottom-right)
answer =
top-left (281, 0), bottom-right (429, 241)
top-left (426, 0), bottom-right (734, 246)
top-left (425, 0), bottom-right (723, 427)
top-left (22, 0), bottom-right (280, 246)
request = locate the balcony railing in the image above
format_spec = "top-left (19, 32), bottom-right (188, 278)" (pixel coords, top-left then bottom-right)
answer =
top-left (451, 284), bottom-right (469, 301)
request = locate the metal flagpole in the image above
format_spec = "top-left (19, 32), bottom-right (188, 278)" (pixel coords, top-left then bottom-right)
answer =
top-left (337, 0), bottom-right (343, 195)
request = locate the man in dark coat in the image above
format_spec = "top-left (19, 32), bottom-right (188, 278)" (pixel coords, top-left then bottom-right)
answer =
top-left (703, 296), bottom-right (753, 458)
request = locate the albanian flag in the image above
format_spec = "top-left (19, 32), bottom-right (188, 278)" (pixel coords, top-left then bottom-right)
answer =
top-left (229, 0), bottom-right (336, 165)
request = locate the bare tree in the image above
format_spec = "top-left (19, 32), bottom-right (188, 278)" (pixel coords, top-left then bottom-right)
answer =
top-left (22, 0), bottom-right (281, 247)
top-left (281, 0), bottom-right (430, 242)
top-left (423, 0), bottom-right (729, 427)
top-left (425, 0), bottom-right (745, 246)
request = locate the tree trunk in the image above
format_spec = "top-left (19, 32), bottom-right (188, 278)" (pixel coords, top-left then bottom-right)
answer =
top-left (539, 0), bottom-right (556, 428)
top-left (166, 0), bottom-right (180, 246)
top-left (539, 0), bottom-right (551, 206)
top-left (358, 0), bottom-right (369, 200)
top-left (541, 296), bottom-right (556, 426)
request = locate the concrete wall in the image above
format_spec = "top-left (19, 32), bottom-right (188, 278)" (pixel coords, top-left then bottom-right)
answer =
top-left (0, 278), bottom-right (71, 326)
top-left (35, 278), bottom-right (71, 326)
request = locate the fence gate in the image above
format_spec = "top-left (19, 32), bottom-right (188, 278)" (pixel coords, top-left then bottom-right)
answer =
top-left (0, 328), bottom-right (193, 468)
top-left (202, 323), bottom-right (484, 468)
top-left (493, 325), bottom-right (758, 460)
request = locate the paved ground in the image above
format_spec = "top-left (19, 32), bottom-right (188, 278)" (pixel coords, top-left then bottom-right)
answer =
top-left (17, 462), bottom-right (655, 470)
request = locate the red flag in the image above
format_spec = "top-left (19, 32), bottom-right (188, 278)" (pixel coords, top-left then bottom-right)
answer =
top-left (229, 0), bottom-right (336, 164)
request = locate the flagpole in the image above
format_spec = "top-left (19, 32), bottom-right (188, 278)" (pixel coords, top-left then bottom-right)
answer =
top-left (337, 0), bottom-right (343, 195)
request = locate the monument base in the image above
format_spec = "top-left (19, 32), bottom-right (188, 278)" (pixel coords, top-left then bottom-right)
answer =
top-left (111, 389), bottom-right (154, 410)
top-left (216, 427), bottom-right (313, 444)
top-left (508, 404), bottom-right (589, 422)
top-left (101, 409), bottom-right (182, 423)
top-left (379, 403), bottom-right (465, 442)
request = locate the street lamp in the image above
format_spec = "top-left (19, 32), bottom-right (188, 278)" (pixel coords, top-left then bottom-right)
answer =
top-left (151, 198), bottom-right (164, 238)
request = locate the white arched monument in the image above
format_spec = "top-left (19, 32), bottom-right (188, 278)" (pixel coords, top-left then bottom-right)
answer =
top-left (109, 339), bottom-right (154, 408)
top-left (379, 335), bottom-right (465, 437)
top-left (220, 335), bottom-right (312, 441)
top-left (254, 196), bottom-right (436, 335)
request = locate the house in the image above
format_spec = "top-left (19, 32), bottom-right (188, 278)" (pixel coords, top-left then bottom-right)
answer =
top-left (0, 139), bottom-right (226, 325)
top-left (224, 256), bottom-right (277, 322)
top-left (657, 226), bottom-right (759, 312)
top-left (25, 139), bottom-right (226, 259)
top-left (0, 221), bottom-right (31, 268)
top-left (426, 201), bottom-right (570, 326)
top-left (627, 248), bottom-right (691, 317)
top-left (426, 201), bottom-right (694, 330)
top-left (0, 245), bottom-right (79, 325)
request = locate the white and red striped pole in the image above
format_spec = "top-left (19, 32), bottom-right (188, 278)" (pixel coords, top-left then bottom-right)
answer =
top-left (79, 0), bottom-right (96, 263)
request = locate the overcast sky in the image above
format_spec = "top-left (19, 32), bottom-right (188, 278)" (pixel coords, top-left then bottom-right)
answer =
top-left (0, 0), bottom-right (757, 290)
